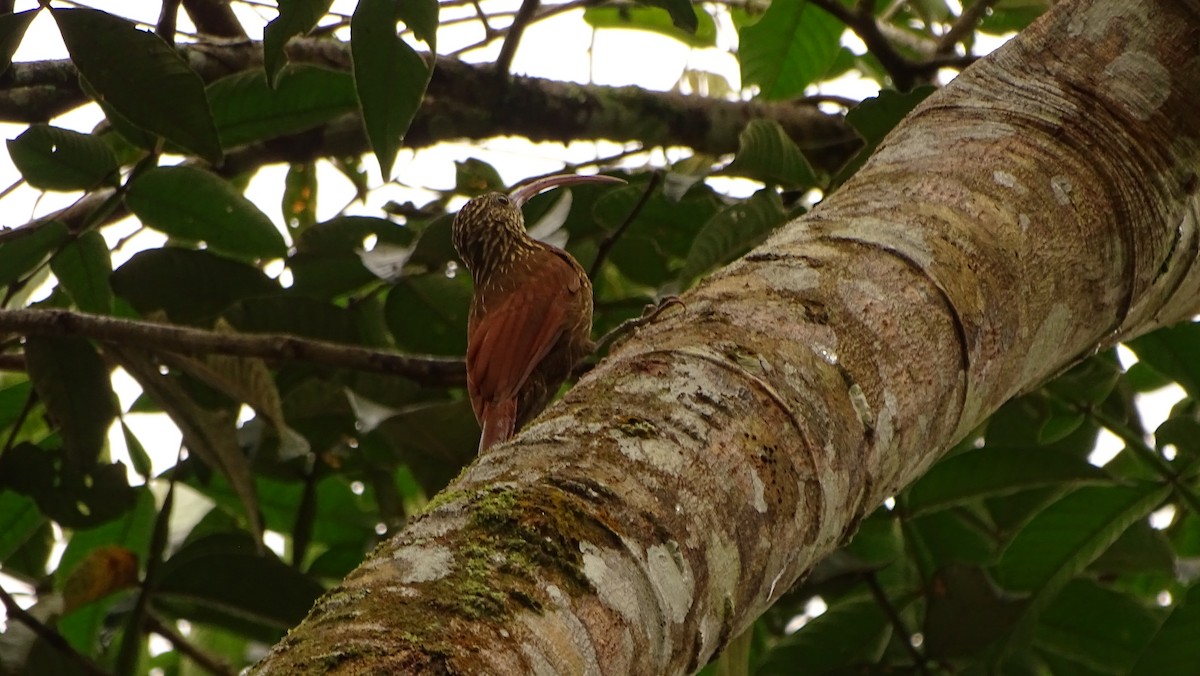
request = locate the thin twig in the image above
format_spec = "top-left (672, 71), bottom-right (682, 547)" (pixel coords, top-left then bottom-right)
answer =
top-left (495, 0), bottom-right (542, 75)
top-left (809, 0), bottom-right (917, 90)
top-left (146, 613), bottom-right (236, 676)
top-left (936, 0), bottom-right (998, 55)
top-left (865, 573), bottom-right (928, 672)
top-left (0, 585), bottom-right (113, 676)
top-left (588, 171), bottom-right (661, 280)
top-left (0, 308), bottom-right (466, 387)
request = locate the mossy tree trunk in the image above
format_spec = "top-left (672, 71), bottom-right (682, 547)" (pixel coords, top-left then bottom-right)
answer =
top-left (252, 1), bottom-right (1200, 672)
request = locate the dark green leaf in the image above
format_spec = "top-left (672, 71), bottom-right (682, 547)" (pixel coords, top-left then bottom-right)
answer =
top-left (120, 419), bottom-right (154, 480)
top-left (375, 399), bottom-right (479, 495)
top-left (1131, 581), bottom-right (1200, 675)
top-left (0, 9), bottom-right (36, 76)
top-left (54, 489), bottom-right (155, 591)
top-left (397, 0), bottom-right (439, 46)
top-left (592, 183), bottom-right (718, 287)
top-left (996, 484), bottom-right (1170, 595)
top-left (126, 166), bottom-right (287, 259)
top-left (911, 511), bottom-right (997, 565)
top-left (1089, 520), bottom-right (1176, 577)
top-left (455, 158), bottom-right (506, 196)
top-left (724, 119), bottom-right (818, 187)
top-left (739, 0), bottom-right (844, 99)
top-left (906, 447), bottom-right (1108, 516)
top-left (679, 188), bottom-right (785, 287)
top-left (155, 533), bottom-right (324, 641)
top-left (1127, 322), bottom-right (1200, 399)
top-left (636, 0), bottom-right (698, 33)
top-left (53, 8), bottom-right (221, 162)
top-left (282, 163), bottom-right (318, 234)
top-left (583, 6), bottom-right (716, 48)
top-left (1036, 579), bottom-right (1161, 674)
top-left (50, 232), bottom-right (113, 314)
top-left (225, 296), bottom-right (361, 344)
top-left (7, 124), bottom-right (119, 191)
top-left (835, 87), bottom-right (937, 183)
top-left (384, 273), bottom-right (471, 355)
top-left (0, 443), bottom-right (135, 528)
top-left (208, 65), bottom-right (358, 149)
top-left (755, 596), bottom-right (890, 674)
top-left (111, 247), bottom-right (279, 325)
top-left (0, 490), bottom-right (46, 561)
top-left (262, 0), bottom-right (335, 86)
top-left (923, 565), bottom-right (1026, 659)
top-left (24, 336), bottom-right (117, 469)
top-left (0, 221), bottom-right (69, 288)
top-left (352, 0), bottom-right (431, 178)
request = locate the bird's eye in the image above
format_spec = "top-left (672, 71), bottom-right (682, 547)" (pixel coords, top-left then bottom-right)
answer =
top-left (495, 194), bottom-right (511, 206)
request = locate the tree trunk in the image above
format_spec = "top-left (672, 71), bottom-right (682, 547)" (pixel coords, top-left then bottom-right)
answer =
top-left (251, 0), bottom-right (1200, 672)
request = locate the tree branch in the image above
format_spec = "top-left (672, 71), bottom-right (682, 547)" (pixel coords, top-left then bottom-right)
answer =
top-left (494, 0), bottom-right (540, 76)
top-left (0, 309), bottom-right (466, 387)
top-left (181, 0), bottom-right (248, 38)
top-left (809, 0), bottom-right (918, 90)
top-left (0, 43), bottom-right (858, 170)
top-left (0, 586), bottom-right (112, 676)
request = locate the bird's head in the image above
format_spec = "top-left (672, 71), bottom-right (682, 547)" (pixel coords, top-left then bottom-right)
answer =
top-left (452, 173), bottom-right (625, 279)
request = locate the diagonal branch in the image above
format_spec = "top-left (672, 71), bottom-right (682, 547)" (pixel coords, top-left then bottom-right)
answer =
top-left (0, 308), bottom-right (466, 387)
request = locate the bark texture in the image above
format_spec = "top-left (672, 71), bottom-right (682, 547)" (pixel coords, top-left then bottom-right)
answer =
top-left (252, 0), bottom-right (1200, 673)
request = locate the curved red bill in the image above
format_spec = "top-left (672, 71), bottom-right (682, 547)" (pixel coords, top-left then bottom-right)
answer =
top-left (509, 174), bottom-right (626, 207)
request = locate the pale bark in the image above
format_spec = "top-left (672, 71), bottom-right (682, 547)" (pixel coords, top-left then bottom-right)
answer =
top-left (252, 0), bottom-right (1200, 673)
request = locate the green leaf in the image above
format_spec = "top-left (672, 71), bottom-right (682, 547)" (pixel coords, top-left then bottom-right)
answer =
top-left (1036, 579), bottom-right (1161, 674)
top-left (906, 447), bottom-right (1108, 516)
top-left (52, 8), bottom-right (221, 162)
top-left (6, 125), bottom-right (119, 192)
top-left (207, 65), bottom-right (358, 149)
top-left (637, 0), bottom-right (699, 32)
top-left (1131, 581), bottom-right (1200, 675)
top-left (111, 348), bottom-right (264, 542)
top-left (154, 533), bottom-right (324, 641)
top-left (54, 489), bottom-right (155, 591)
top-left (225, 296), bottom-right (361, 344)
top-left (0, 443), bottom-right (136, 529)
top-left (996, 483), bottom-right (1170, 599)
top-left (724, 119), bottom-right (817, 187)
top-left (7, 124), bottom-right (119, 192)
top-left (835, 87), bottom-right (937, 183)
top-left (0, 9), bottom-right (37, 76)
top-left (0, 490), bottom-right (46, 561)
top-left (352, 0), bottom-right (431, 178)
top-left (262, 0), bottom-right (335, 87)
top-left (0, 221), bottom-right (69, 288)
top-left (50, 232), bottom-right (114, 314)
top-left (592, 183), bottom-right (718, 287)
top-left (119, 419), bottom-right (154, 480)
top-left (282, 163), bottom-right (318, 233)
top-left (126, 166), bottom-right (286, 259)
top-left (111, 247), bottom-right (279, 325)
top-left (398, 0), bottom-right (439, 46)
top-left (679, 188), bottom-right (785, 287)
top-left (1127, 322), bottom-right (1200, 399)
top-left (455, 158), bottom-right (506, 196)
top-left (739, 0), bottom-right (844, 99)
top-left (583, 6), bottom-right (717, 48)
top-left (384, 273), bottom-right (471, 355)
top-left (23, 336), bottom-right (117, 470)
top-left (923, 565), bottom-right (1026, 659)
top-left (755, 596), bottom-right (890, 673)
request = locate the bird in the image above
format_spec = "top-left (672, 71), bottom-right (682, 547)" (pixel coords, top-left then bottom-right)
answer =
top-left (452, 173), bottom-right (625, 452)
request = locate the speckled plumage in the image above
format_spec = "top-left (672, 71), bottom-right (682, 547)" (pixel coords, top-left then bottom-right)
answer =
top-left (452, 176), bottom-right (621, 452)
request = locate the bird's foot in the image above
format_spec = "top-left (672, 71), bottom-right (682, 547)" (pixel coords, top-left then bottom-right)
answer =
top-left (593, 295), bottom-right (685, 356)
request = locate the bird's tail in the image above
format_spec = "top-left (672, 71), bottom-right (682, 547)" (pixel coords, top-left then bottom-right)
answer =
top-left (478, 399), bottom-right (517, 452)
